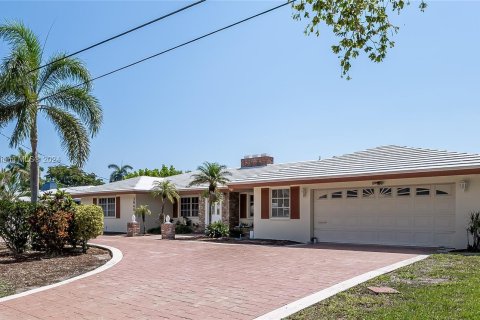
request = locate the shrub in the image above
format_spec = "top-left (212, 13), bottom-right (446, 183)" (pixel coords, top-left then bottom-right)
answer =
top-left (0, 200), bottom-right (36, 256)
top-left (72, 205), bottom-right (104, 253)
top-left (30, 191), bottom-right (76, 254)
top-left (147, 227), bottom-right (161, 234)
top-left (175, 223), bottom-right (192, 234)
top-left (206, 221), bottom-right (229, 238)
top-left (467, 211), bottom-right (480, 251)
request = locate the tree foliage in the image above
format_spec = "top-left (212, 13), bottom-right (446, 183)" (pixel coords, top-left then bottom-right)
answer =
top-left (5, 148), bottom-right (43, 191)
top-left (46, 165), bottom-right (104, 187)
top-left (0, 21), bottom-right (102, 201)
top-left (108, 163), bottom-right (133, 182)
top-left (152, 180), bottom-right (179, 223)
top-left (293, 0), bottom-right (427, 79)
top-left (0, 169), bottom-right (27, 201)
top-left (189, 162), bottom-right (231, 225)
top-left (125, 165), bottom-right (183, 179)
top-left (134, 204), bottom-right (151, 234)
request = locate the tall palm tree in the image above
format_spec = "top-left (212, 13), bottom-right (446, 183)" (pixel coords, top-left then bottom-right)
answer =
top-left (188, 162), bottom-right (231, 225)
top-left (0, 22), bottom-right (102, 202)
top-left (134, 205), bottom-right (151, 235)
top-left (152, 180), bottom-right (179, 224)
top-left (108, 163), bottom-right (133, 182)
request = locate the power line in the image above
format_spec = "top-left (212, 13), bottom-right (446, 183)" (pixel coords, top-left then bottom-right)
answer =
top-left (30, 0), bottom-right (206, 73)
top-left (37, 0), bottom-right (294, 104)
top-left (1, 0), bottom-right (294, 181)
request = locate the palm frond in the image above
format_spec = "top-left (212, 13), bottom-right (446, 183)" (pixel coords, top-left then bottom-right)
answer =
top-left (41, 85), bottom-right (102, 136)
top-left (44, 106), bottom-right (90, 167)
top-left (38, 54), bottom-right (92, 92)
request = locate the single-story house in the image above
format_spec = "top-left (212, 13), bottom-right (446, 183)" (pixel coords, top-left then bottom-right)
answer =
top-left (68, 145), bottom-right (480, 249)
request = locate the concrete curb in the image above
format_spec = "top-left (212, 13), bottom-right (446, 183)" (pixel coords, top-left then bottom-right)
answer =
top-left (0, 243), bottom-right (123, 303)
top-left (254, 254), bottom-right (430, 320)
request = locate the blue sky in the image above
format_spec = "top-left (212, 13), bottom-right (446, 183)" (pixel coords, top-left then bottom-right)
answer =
top-left (1, 1), bottom-right (479, 181)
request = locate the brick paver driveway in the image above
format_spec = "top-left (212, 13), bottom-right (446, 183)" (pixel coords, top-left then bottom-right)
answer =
top-left (0, 236), bottom-right (427, 320)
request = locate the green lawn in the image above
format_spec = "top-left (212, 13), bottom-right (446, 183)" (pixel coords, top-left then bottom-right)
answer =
top-left (288, 253), bottom-right (480, 320)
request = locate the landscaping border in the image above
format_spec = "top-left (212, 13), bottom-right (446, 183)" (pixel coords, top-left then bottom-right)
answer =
top-left (0, 243), bottom-right (123, 303)
top-left (254, 254), bottom-right (429, 320)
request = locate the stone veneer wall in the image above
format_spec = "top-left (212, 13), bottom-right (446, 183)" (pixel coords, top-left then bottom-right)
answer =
top-left (228, 192), bottom-right (240, 228)
top-left (198, 196), bottom-right (206, 231)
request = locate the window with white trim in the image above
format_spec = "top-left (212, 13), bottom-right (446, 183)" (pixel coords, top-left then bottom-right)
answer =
top-left (416, 187), bottom-right (431, 196)
top-left (98, 197), bottom-right (116, 217)
top-left (379, 187), bottom-right (393, 198)
top-left (362, 188), bottom-right (375, 198)
top-left (180, 197), bottom-right (199, 217)
top-left (435, 184), bottom-right (452, 196)
top-left (346, 190), bottom-right (358, 198)
top-left (271, 189), bottom-right (290, 218)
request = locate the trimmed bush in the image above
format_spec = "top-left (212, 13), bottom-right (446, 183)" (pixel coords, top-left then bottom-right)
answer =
top-left (30, 191), bottom-right (76, 254)
top-left (206, 221), bottom-right (229, 238)
top-left (0, 200), bottom-right (36, 256)
top-left (72, 205), bottom-right (104, 253)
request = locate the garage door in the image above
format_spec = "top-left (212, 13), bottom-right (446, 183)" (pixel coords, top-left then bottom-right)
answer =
top-left (313, 184), bottom-right (455, 247)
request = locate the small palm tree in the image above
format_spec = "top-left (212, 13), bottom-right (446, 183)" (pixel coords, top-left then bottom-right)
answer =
top-left (152, 180), bottom-right (179, 224)
top-left (108, 164), bottom-right (133, 182)
top-left (6, 148), bottom-right (43, 191)
top-left (134, 205), bottom-right (151, 235)
top-left (0, 169), bottom-right (26, 201)
top-left (0, 21), bottom-right (102, 202)
top-left (188, 162), bottom-right (231, 225)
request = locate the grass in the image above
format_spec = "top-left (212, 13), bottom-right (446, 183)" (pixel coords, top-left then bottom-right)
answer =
top-left (287, 253), bottom-right (480, 320)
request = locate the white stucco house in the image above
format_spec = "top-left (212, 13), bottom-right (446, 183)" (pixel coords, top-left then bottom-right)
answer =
top-left (67, 146), bottom-right (480, 249)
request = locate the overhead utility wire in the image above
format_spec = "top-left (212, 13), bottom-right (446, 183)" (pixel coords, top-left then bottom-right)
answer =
top-left (30, 0), bottom-right (206, 72)
top-left (37, 0), bottom-right (294, 104)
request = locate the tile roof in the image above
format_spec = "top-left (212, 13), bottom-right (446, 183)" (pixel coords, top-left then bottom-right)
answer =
top-left (68, 146), bottom-right (480, 195)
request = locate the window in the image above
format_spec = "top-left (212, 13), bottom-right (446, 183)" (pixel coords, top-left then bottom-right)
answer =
top-left (249, 195), bottom-right (254, 218)
top-left (362, 188), bottom-right (375, 198)
top-left (379, 187), bottom-right (392, 198)
top-left (99, 198), bottom-right (116, 217)
top-left (435, 185), bottom-right (452, 196)
top-left (331, 191), bottom-right (343, 199)
top-left (416, 187), bottom-right (431, 196)
top-left (271, 189), bottom-right (290, 218)
top-left (346, 190), bottom-right (358, 198)
top-left (318, 192), bottom-right (328, 200)
top-left (397, 187), bottom-right (411, 197)
top-left (181, 197), bottom-right (199, 217)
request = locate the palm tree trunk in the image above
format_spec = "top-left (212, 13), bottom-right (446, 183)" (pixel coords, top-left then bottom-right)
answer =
top-left (142, 214), bottom-right (146, 234)
top-left (161, 198), bottom-right (165, 224)
top-left (30, 122), bottom-right (39, 203)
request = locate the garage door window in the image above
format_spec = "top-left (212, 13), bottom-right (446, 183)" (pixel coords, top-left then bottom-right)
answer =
top-left (397, 187), bottom-right (411, 197)
top-left (379, 187), bottom-right (392, 198)
top-left (435, 185), bottom-right (452, 196)
top-left (331, 191), bottom-right (343, 199)
top-left (271, 189), bottom-right (290, 218)
top-left (416, 187), bottom-right (430, 196)
top-left (346, 190), bottom-right (358, 198)
top-left (362, 188), bottom-right (375, 198)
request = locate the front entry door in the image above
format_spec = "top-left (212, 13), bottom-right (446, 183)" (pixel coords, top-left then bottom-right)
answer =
top-left (205, 201), bottom-right (222, 225)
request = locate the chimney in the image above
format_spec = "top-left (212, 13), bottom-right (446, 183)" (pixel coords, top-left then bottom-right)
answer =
top-left (241, 154), bottom-right (274, 168)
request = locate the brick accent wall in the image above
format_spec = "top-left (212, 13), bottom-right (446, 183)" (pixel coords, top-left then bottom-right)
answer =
top-left (241, 156), bottom-right (273, 168)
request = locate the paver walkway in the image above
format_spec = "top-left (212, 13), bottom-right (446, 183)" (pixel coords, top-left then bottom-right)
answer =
top-left (0, 236), bottom-right (427, 320)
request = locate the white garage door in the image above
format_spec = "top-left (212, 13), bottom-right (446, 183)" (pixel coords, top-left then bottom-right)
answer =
top-left (313, 184), bottom-right (455, 247)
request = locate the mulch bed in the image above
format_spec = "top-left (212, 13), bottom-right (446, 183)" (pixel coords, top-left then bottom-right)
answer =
top-left (182, 236), bottom-right (300, 246)
top-left (0, 243), bottom-right (111, 297)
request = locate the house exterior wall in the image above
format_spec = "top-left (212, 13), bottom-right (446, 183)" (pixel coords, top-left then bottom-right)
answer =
top-left (135, 194), bottom-right (173, 232)
top-left (81, 194), bottom-right (135, 233)
top-left (253, 174), bottom-right (480, 248)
